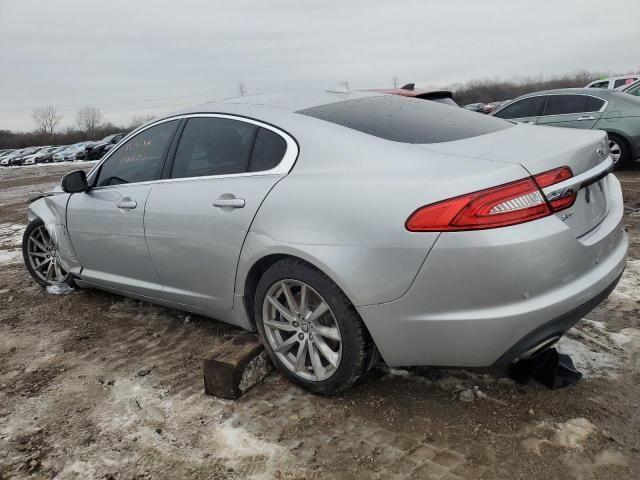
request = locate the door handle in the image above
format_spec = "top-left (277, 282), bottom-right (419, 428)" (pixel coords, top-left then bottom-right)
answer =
top-left (116, 199), bottom-right (137, 210)
top-left (212, 198), bottom-right (245, 209)
top-left (577, 116), bottom-right (595, 121)
top-left (521, 120), bottom-right (535, 124)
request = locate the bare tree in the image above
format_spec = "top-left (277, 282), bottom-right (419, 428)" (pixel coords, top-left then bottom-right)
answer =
top-left (32, 106), bottom-right (63, 135)
top-left (76, 106), bottom-right (103, 134)
top-left (129, 114), bottom-right (155, 129)
top-left (392, 76), bottom-right (398, 88)
top-left (238, 81), bottom-right (247, 96)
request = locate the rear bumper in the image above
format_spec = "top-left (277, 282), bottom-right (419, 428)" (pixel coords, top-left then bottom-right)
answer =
top-left (357, 175), bottom-right (628, 368)
top-left (492, 270), bottom-right (622, 365)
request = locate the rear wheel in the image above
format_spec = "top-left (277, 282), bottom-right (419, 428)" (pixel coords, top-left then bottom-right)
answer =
top-left (22, 218), bottom-right (75, 288)
top-left (255, 259), bottom-right (373, 395)
top-left (608, 134), bottom-right (630, 169)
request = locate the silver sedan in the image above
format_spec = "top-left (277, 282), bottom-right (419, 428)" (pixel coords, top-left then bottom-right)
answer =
top-left (23, 91), bottom-right (628, 394)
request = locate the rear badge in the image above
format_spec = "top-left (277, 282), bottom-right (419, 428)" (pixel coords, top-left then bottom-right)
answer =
top-left (561, 211), bottom-right (574, 222)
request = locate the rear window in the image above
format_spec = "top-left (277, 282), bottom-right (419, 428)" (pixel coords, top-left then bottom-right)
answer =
top-left (297, 95), bottom-right (512, 144)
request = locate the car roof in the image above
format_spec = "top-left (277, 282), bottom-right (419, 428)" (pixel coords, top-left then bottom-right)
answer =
top-left (517, 88), bottom-right (614, 97)
top-left (176, 90), bottom-right (385, 115)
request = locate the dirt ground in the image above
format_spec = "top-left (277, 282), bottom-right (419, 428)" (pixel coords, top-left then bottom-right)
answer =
top-left (0, 162), bottom-right (639, 480)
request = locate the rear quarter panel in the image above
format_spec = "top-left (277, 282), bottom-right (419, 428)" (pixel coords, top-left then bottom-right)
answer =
top-left (235, 118), bottom-right (530, 307)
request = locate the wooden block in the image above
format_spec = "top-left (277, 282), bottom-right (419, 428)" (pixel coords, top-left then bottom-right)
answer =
top-left (203, 332), bottom-right (273, 399)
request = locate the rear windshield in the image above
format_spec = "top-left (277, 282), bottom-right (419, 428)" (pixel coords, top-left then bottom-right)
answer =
top-left (297, 95), bottom-right (512, 143)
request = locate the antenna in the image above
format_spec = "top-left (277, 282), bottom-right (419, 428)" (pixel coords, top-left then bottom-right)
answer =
top-left (327, 81), bottom-right (350, 94)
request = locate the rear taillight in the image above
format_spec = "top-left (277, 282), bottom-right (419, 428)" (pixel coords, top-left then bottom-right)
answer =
top-left (532, 166), bottom-right (576, 211)
top-left (406, 166), bottom-right (574, 232)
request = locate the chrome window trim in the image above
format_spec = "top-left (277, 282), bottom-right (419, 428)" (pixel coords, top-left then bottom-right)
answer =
top-left (87, 113), bottom-right (299, 190)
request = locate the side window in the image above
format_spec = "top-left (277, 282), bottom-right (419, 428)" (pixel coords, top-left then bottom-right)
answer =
top-left (626, 84), bottom-right (640, 97)
top-left (614, 78), bottom-right (636, 89)
top-left (589, 81), bottom-right (609, 89)
top-left (249, 128), bottom-right (287, 172)
top-left (95, 120), bottom-right (178, 187)
top-left (545, 95), bottom-right (603, 116)
top-left (493, 96), bottom-right (545, 119)
top-left (171, 118), bottom-right (257, 178)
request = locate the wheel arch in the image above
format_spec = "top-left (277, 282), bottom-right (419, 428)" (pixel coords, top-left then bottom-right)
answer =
top-left (241, 252), bottom-right (360, 331)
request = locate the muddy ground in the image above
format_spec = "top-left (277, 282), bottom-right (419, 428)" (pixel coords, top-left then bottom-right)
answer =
top-left (0, 162), bottom-right (639, 480)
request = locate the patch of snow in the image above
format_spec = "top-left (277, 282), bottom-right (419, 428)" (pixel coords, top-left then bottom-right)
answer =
top-left (0, 223), bottom-right (25, 247)
top-left (556, 336), bottom-right (618, 377)
top-left (551, 418), bottom-right (594, 451)
top-left (0, 249), bottom-right (22, 265)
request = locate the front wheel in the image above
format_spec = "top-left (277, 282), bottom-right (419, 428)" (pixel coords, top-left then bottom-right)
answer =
top-left (22, 218), bottom-right (75, 288)
top-left (255, 259), bottom-right (373, 395)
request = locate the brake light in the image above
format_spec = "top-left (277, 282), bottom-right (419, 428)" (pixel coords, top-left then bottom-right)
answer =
top-left (406, 166), bottom-right (574, 232)
top-left (532, 166), bottom-right (576, 211)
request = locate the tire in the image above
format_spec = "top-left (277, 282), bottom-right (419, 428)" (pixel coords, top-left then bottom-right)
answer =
top-left (22, 218), bottom-right (76, 288)
top-left (254, 258), bottom-right (373, 395)
top-left (607, 134), bottom-right (630, 170)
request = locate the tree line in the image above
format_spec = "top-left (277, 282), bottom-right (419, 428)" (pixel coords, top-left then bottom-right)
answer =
top-left (449, 70), bottom-right (609, 105)
top-left (0, 106), bottom-right (154, 150)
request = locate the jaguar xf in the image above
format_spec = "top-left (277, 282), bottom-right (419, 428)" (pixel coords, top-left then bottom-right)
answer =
top-left (23, 91), bottom-right (628, 394)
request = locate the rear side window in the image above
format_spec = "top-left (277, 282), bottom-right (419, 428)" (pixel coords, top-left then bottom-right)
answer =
top-left (589, 81), bottom-right (609, 89)
top-left (249, 128), bottom-right (287, 172)
top-left (545, 95), bottom-right (604, 115)
top-left (172, 118), bottom-right (257, 178)
top-left (614, 78), bottom-right (636, 88)
top-left (297, 95), bottom-right (511, 144)
top-left (493, 96), bottom-right (546, 119)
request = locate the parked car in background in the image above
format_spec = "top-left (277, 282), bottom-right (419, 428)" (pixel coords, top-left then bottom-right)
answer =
top-left (85, 133), bottom-right (126, 160)
top-left (586, 75), bottom-right (639, 90)
top-left (366, 83), bottom-right (458, 106)
top-left (22, 146), bottom-right (60, 165)
top-left (75, 141), bottom-right (95, 161)
top-left (33, 145), bottom-right (68, 164)
top-left (23, 91), bottom-right (627, 394)
top-left (620, 79), bottom-right (640, 97)
top-left (0, 149), bottom-right (15, 160)
top-left (53, 142), bottom-right (91, 162)
top-left (463, 103), bottom-right (485, 112)
top-left (1, 148), bottom-right (28, 166)
top-left (9, 146), bottom-right (46, 166)
top-left (491, 88), bottom-right (640, 168)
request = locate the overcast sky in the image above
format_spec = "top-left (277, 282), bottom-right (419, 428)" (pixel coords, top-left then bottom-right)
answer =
top-left (1, 0), bottom-right (638, 131)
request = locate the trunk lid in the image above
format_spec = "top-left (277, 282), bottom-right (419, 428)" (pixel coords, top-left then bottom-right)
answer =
top-left (421, 124), bottom-right (613, 237)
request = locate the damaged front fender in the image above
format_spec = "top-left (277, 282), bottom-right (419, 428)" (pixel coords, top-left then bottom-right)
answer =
top-left (27, 193), bottom-right (82, 275)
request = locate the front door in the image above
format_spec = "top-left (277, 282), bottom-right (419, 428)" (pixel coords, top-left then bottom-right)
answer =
top-left (67, 119), bottom-right (180, 297)
top-left (144, 116), bottom-right (294, 314)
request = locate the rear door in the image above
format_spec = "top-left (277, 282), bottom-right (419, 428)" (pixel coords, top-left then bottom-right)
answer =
top-left (67, 119), bottom-right (179, 297)
top-left (537, 94), bottom-right (606, 129)
top-left (491, 95), bottom-right (546, 124)
top-left (144, 115), bottom-right (297, 314)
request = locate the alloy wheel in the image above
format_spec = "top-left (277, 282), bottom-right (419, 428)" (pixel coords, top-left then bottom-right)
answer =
top-left (262, 279), bottom-right (342, 382)
top-left (609, 139), bottom-right (622, 165)
top-left (26, 225), bottom-right (68, 284)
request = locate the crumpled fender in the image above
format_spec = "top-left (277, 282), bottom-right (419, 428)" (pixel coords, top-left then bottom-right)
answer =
top-left (27, 193), bottom-right (82, 274)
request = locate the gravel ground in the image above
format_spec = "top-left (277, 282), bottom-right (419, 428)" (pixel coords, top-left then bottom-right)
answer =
top-left (0, 162), bottom-right (639, 480)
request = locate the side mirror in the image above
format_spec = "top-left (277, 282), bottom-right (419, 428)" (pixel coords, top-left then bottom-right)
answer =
top-left (61, 170), bottom-right (88, 193)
